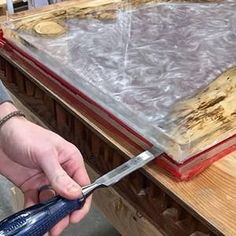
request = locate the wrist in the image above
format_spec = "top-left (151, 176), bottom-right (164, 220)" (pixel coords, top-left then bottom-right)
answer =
top-left (0, 102), bottom-right (18, 118)
top-left (0, 102), bottom-right (26, 149)
top-left (0, 102), bottom-right (26, 128)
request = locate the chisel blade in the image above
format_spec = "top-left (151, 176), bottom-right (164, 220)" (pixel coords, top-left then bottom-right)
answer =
top-left (94, 146), bottom-right (162, 187)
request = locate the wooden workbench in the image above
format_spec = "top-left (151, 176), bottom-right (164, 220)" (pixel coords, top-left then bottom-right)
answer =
top-left (0, 1), bottom-right (236, 235)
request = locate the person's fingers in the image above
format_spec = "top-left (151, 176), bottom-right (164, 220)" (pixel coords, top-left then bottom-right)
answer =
top-left (24, 186), bottom-right (69, 236)
top-left (69, 195), bottom-right (92, 224)
top-left (70, 166), bottom-right (92, 222)
top-left (24, 190), bottom-right (39, 208)
top-left (63, 158), bottom-right (90, 187)
top-left (49, 216), bottom-right (70, 236)
top-left (39, 143), bottom-right (91, 200)
top-left (60, 144), bottom-right (90, 187)
top-left (72, 160), bottom-right (90, 184)
top-left (61, 147), bottom-right (92, 223)
top-left (38, 185), bottom-right (57, 202)
top-left (39, 156), bottom-right (82, 199)
top-left (37, 143), bottom-right (91, 234)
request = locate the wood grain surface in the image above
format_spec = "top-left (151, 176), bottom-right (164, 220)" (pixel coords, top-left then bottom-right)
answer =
top-left (4, 0), bottom-right (220, 31)
top-left (145, 153), bottom-right (236, 235)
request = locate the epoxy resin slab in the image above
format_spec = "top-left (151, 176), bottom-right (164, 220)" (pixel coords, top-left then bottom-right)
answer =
top-left (3, 1), bottom-right (236, 162)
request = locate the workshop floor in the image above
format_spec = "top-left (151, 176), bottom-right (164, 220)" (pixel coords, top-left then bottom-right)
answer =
top-left (0, 175), bottom-right (120, 236)
top-left (62, 207), bottom-right (121, 236)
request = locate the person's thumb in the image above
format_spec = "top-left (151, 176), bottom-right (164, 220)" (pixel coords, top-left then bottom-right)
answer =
top-left (40, 158), bottom-right (82, 199)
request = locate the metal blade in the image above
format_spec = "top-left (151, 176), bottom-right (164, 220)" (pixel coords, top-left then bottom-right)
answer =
top-left (94, 146), bottom-right (162, 187)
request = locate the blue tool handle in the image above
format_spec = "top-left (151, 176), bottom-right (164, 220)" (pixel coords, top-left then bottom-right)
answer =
top-left (0, 195), bottom-right (85, 236)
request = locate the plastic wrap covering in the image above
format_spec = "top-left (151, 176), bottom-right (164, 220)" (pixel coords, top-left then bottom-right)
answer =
top-left (2, 0), bottom-right (236, 163)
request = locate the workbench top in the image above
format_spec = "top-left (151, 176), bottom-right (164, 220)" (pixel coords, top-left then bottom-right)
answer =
top-left (147, 152), bottom-right (236, 235)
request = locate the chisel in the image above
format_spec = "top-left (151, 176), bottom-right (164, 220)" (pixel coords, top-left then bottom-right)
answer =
top-left (0, 146), bottom-right (162, 236)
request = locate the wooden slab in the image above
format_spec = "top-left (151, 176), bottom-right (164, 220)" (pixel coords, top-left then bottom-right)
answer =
top-left (5, 0), bottom-right (219, 22)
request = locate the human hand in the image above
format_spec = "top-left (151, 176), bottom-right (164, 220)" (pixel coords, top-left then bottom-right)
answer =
top-left (0, 102), bottom-right (91, 235)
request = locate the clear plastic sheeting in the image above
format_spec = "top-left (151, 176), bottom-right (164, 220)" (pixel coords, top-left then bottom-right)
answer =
top-left (3, 1), bottom-right (236, 162)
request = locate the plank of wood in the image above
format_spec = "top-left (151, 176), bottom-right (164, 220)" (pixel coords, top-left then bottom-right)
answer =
top-left (9, 0), bottom-right (121, 20)
top-left (4, 0), bottom-right (218, 30)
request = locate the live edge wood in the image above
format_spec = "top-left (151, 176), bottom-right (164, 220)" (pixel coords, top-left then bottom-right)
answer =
top-left (0, 53), bottom-right (235, 235)
top-left (4, 0), bottom-right (220, 34)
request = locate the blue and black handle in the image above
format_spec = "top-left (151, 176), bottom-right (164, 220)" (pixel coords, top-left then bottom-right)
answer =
top-left (0, 195), bottom-right (85, 236)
